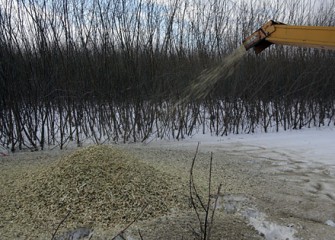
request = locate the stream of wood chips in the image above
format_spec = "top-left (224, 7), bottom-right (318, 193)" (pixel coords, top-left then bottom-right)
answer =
top-left (182, 45), bottom-right (247, 102)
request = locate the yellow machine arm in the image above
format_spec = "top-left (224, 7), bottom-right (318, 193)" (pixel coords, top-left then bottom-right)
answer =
top-left (243, 20), bottom-right (335, 54)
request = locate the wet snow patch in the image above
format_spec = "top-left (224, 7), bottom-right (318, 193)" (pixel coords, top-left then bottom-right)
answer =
top-left (218, 194), bottom-right (298, 240)
top-left (243, 209), bottom-right (297, 240)
top-left (325, 220), bottom-right (335, 227)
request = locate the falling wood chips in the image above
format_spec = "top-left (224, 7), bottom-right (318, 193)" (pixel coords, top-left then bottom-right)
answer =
top-left (1, 145), bottom-right (188, 235)
top-left (182, 45), bottom-right (247, 102)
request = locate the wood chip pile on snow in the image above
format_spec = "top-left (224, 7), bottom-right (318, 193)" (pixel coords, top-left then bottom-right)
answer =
top-left (3, 145), bottom-right (187, 232)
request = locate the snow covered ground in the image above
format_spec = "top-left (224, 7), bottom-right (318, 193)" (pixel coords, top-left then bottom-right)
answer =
top-left (151, 127), bottom-right (335, 166)
top-left (146, 126), bottom-right (335, 240)
top-left (220, 127), bottom-right (335, 166)
top-left (1, 126), bottom-right (334, 240)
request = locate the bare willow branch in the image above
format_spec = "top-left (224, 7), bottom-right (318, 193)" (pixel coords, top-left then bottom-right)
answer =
top-left (51, 211), bottom-right (71, 240)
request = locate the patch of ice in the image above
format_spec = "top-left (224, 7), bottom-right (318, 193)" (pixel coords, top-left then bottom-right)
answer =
top-left (250, 219), bottom-right (296, 240)
top-left (242, 209), bottom-right (297, 240)
top-left (325, 220), bottom-right (335, 227)
top-left (55, 227), bottom-right (93, 240)
top-left (220, 194), bottom-right (298, 240)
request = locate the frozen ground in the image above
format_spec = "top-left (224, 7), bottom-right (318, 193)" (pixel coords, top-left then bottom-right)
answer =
top-left (1, 127), bottom-right (335, 240)
top-left (152, 127), bottom-right (335, 166)
top-left (142, 127), bottom-right (335, 240)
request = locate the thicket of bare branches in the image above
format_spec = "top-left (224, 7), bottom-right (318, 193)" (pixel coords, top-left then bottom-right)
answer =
top-left (1, 0), bottom-right (335, 151)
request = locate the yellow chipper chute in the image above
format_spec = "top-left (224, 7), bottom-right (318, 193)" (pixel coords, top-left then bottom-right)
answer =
top-left (243, 20), bottom-right (335, 54)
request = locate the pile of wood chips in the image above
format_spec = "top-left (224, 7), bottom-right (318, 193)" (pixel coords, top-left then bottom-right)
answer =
top-left (4, 145), bottom-right (188, 234)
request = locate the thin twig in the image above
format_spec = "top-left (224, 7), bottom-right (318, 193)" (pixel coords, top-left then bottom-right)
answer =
top-left (203, 152), bottom-right (213, 239)
top-left (187, 223), bottom-right (201, 238)
top-left (190, 143), bottom-right (206, 211)
top-left (112, 205), bottom-right (148, 240)
top-left (51, 211), bottom-right (71, 240)
top-left (88, 233), bottom-right (94, 240)
top-left (208, 183), bottom-right (222, 240)
top-left (189, 145), bottom-right (222, 240)
top-left (189, 142), bottom-right (205, 236)
top-left (138, 229), bottom-right (144, 240)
